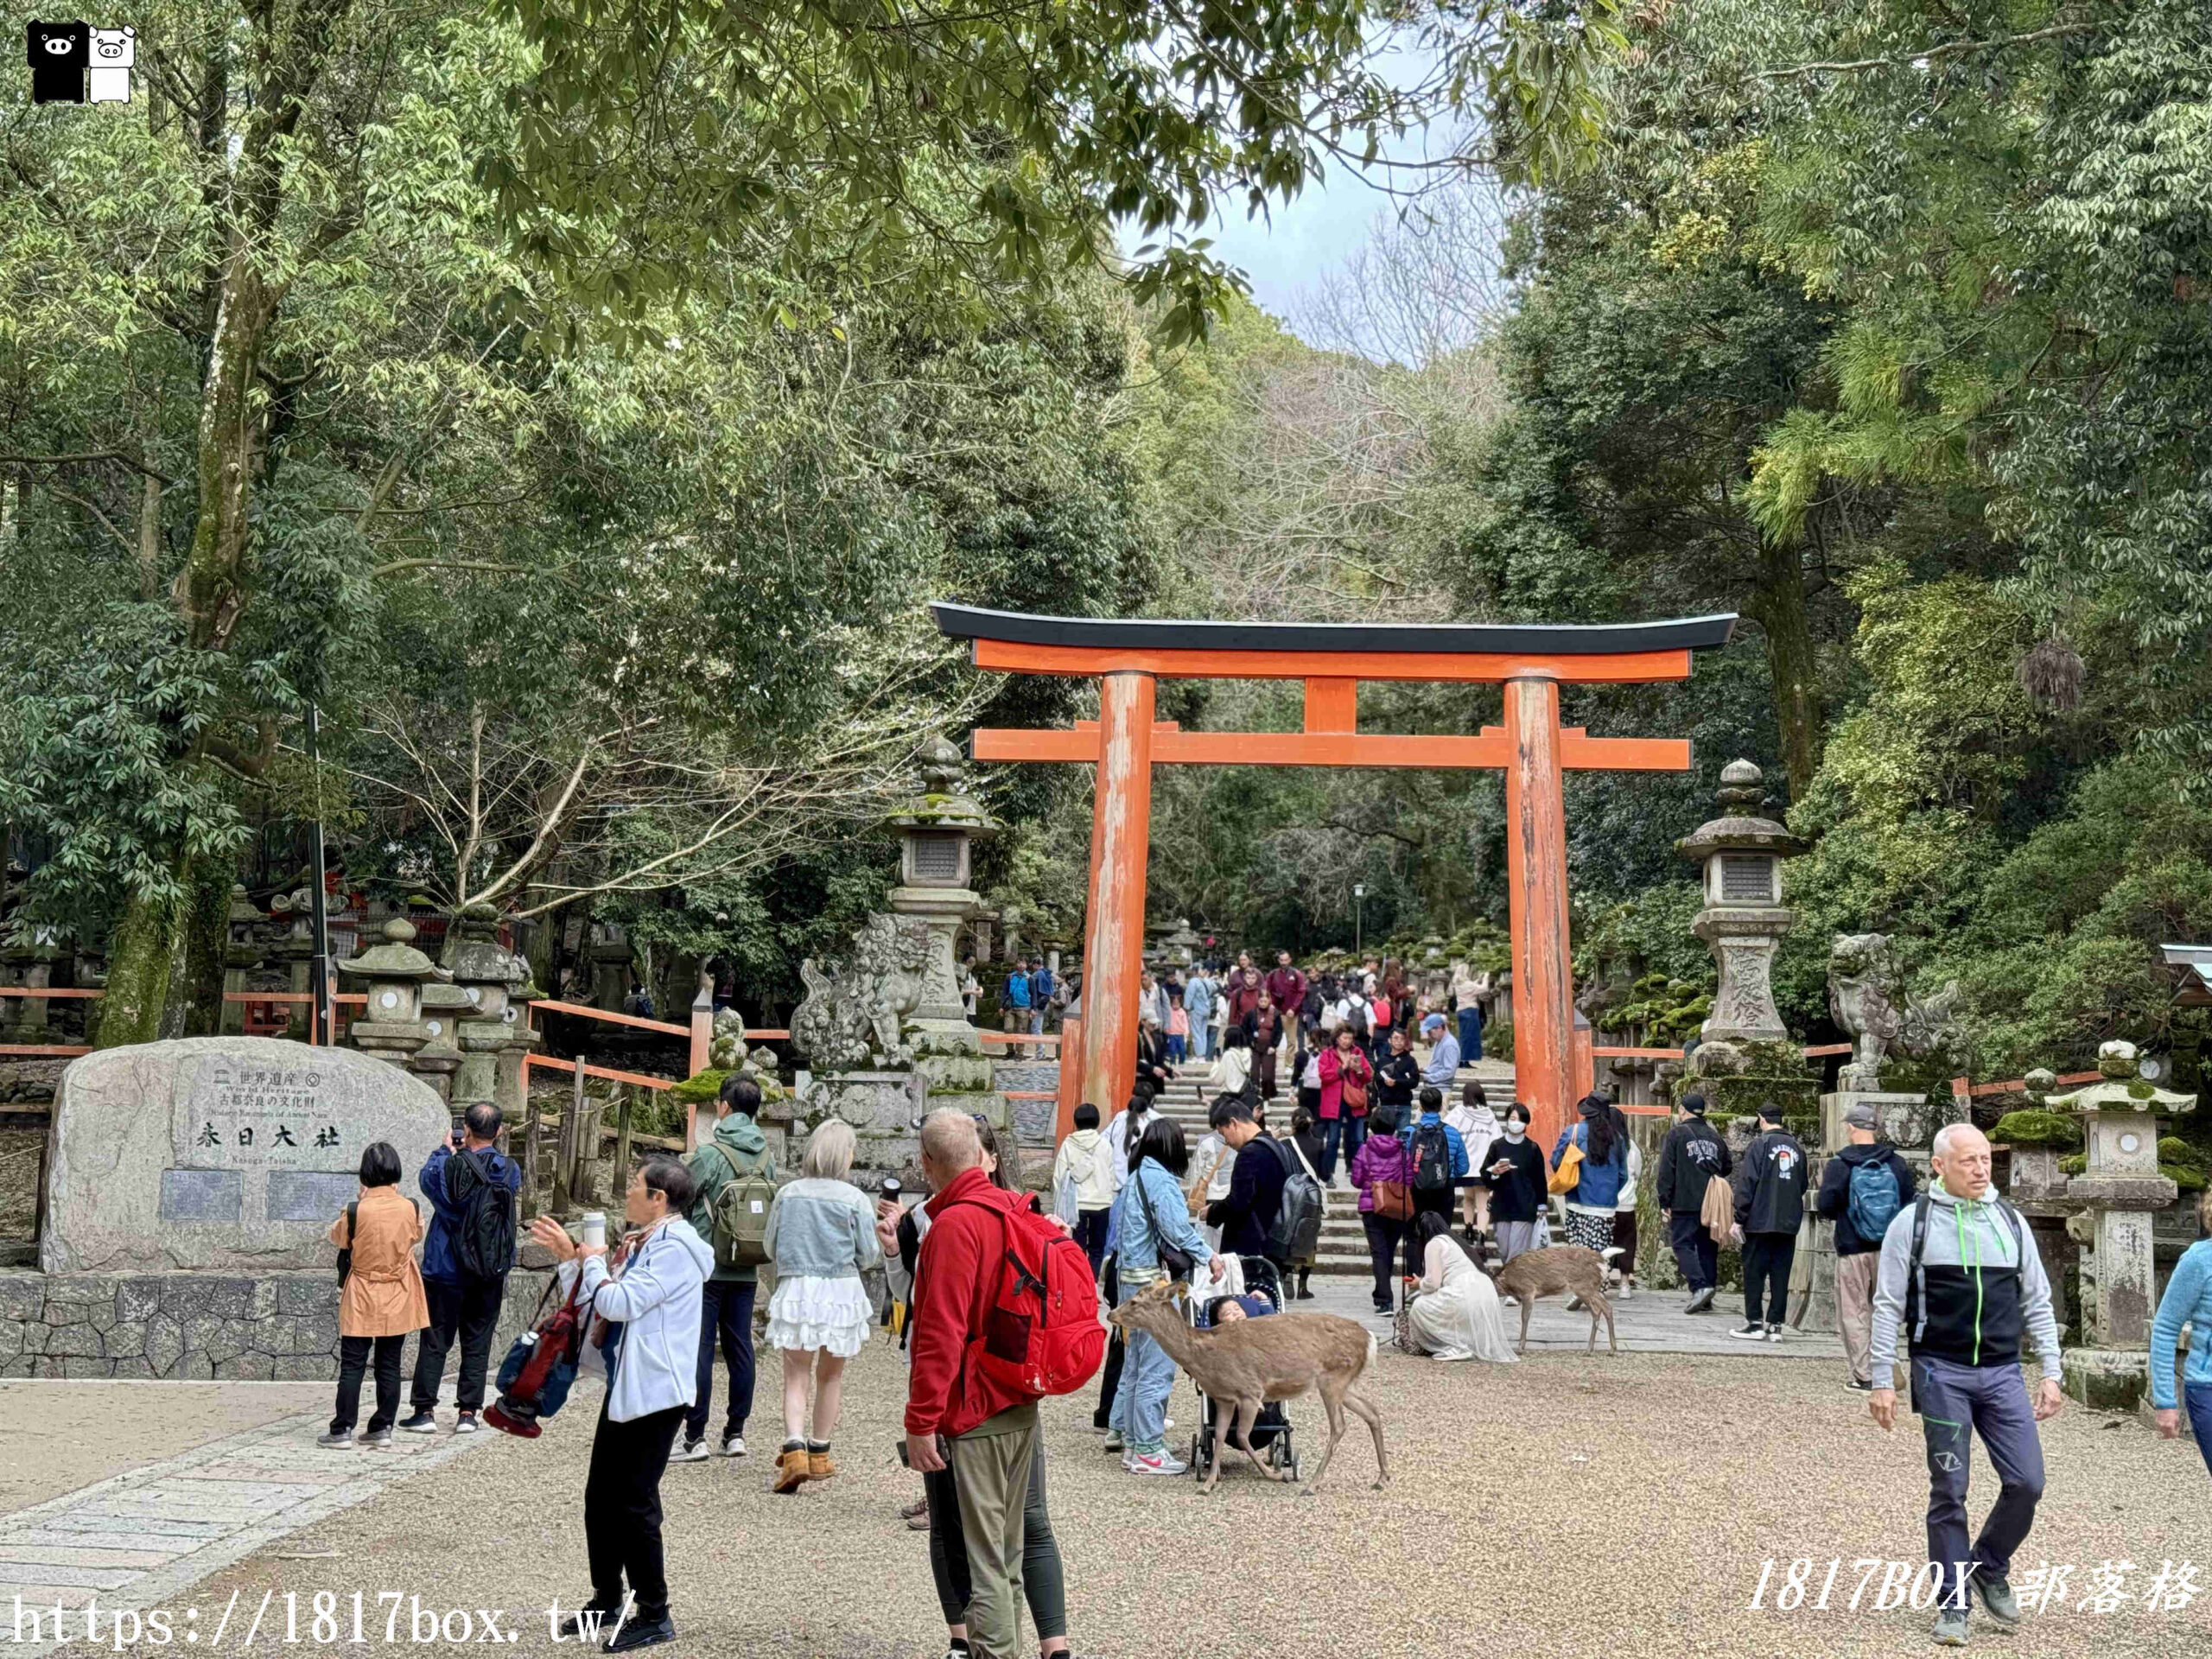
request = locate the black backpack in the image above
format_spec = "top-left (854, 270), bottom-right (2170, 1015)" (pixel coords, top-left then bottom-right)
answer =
top-left (1264, 1136), bottom-right (1325, 1263)
top-left (1411, 1122), bottom-right (1452, 1192)
top-left (446, 1148), bottom-right (516, 1279)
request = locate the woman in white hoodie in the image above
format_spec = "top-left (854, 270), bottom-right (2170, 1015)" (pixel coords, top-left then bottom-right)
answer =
top-left (530, 1157), bottom-right (715, 1653)
top-left (1051, 1103), bottom-right (1117, 1270)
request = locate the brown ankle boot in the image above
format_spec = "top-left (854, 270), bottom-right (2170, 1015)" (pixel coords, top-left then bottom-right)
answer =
top-left (773, 1446), bottom-right (810, 1495)
top-left (807, 1447), bottom-right (837, 1480)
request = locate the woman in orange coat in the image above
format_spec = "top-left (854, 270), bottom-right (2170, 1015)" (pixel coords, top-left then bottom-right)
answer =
top-left (319, 1141), bottom-right (430, 1448)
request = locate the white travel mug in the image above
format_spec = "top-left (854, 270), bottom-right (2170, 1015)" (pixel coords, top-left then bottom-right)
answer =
top-left (580, 1212), bottom-right (607, 1250)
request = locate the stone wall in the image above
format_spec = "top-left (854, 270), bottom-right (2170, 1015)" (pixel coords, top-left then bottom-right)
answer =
top-left (0, 1268), bottom-right (549, 1382)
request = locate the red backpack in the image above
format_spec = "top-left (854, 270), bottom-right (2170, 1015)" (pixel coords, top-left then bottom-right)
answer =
top-left (942, 1195), bottom-right (1105, 1400)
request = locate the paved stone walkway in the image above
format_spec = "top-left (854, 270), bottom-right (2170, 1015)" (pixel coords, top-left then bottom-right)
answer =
top-left (0, 1407), bottom-right (497, 1656)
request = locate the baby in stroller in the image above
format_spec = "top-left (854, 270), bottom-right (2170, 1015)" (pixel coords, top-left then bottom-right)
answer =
top-left (1186, 1255), bottom-right (1300, 1479)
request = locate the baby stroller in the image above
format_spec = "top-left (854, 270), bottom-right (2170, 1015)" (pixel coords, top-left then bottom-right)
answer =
top-left (1185, 1255), bottom-right (1301, 1484)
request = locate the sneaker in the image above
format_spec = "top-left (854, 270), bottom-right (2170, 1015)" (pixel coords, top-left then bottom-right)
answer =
top-left (316, 1430), bottom-right (355, 1448)
top-left (453, 1412), bottom-right (480, 1433)
top-left (1431, 1348), bottom-right (1475, 1363)
top-left (1684, 1287), bottom-right (1714, 1314)
top-left (399, 1411), bottom-right (438, 1434)
top-left (899, 1496), bottom-right (931, 1522)
top-left (1102, 1432), bottom-right (1124, 1453)
top-left (553, 1605), bottom-right (621, 1642)
top-left (1974, 1575), bottom-right (2021, 1628)
top-left (1766, 1323), bottom-right (1785, 1343)
top-left (1847, 1378), bottom-right (1873, 1392)
top-left (1616, 1284), bottom-right (1633, 1301)
top-left (1729, 1323), bottom-right (1768, 1341)
top-left (1124, 1448), bottom-right (1187, 1477)
top-left (1931, 1605), bottom-right (1970, 1646)
top-left (1372, 1302), bottom-right (1393, 1316)
top-left (1565, 1296), bottom-right (1586, 1313)
top-left (604, 1612), bottom-right (676, 1653)
top-left (358, 1427), bottom-right (393, 1448)
top-left (720, 1434), bottom-right (746, 1458)
top-left (671, 1437), bottom-right (711, 1463)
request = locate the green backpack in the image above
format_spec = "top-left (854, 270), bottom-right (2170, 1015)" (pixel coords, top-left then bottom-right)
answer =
top-left (705, 1143), bottom-right (777, 1271)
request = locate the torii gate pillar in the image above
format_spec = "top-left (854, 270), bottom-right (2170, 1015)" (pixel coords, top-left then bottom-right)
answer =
top-left (1081, 672), bottom-right (1155, 1119)
top-left (1504, 677), bottom-right (1581, 1139)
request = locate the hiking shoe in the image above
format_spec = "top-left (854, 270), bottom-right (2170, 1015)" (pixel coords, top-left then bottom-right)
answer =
top-left (1124, 1448), bottom-right (1186, 1477)
top-left (671, 1437), bottom-right (711, 1463)
top-left (1684, 1287), bottom-right (1714, 1314)
top-left (1729, 1323), bottom-right (1768, 1341)
top-left (720, 1434), bottom-right (746, 1458)
top-left (1974, 1576), bottom-right (2021, 1628)
top-left (604, 1612), bottom-right (675, 1653)
top-left (1931, 1605), bottom-right (1970, 1646)
top-left (772, 1447), bottom-right (810, 1494)
top-left (1766, 1323), bottom-right (1785, 1343)
top-left (358, 1427), bottom-right (393, 1447)
top-left (453, 1412), bottom-right (480, 1433)
top-left (807, 1450), bottom-right (837, 1480)
top-left (398, 1411), bottom-right (438, 1434)
top-left (316, 1430), bottom-right (355, 1448)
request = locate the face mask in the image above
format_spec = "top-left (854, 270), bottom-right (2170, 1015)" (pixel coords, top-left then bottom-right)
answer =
top-left (1504, 1123), bottom-right (1527, 1140)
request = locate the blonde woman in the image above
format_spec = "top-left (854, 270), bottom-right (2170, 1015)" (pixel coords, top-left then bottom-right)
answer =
top-left (763, 1120), bottom-right (881, 1494)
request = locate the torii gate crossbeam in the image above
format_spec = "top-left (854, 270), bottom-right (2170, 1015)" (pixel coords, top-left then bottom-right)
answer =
top-left (934, 604), bottom-right (1737, 1153)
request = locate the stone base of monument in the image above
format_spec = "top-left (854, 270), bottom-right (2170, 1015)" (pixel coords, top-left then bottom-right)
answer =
top-left (2061, 1344), bottom-right (2151, 1412)
top-left (0, 1265), bottom-right (548, 1382)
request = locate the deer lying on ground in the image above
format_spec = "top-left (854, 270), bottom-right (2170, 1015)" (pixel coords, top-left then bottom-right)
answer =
top-left (1109, 1279), bottom-right (1389, 1497)
top-left (1484, 1244), bottom-right (1620, 1357)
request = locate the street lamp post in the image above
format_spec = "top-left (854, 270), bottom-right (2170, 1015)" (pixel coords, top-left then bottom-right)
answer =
top-left (1353, 883), bottom-right (1365, 954)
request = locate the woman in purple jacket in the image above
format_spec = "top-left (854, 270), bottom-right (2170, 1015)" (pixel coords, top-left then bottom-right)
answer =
top-left (1350, 1106), bottom-right (1414, 1315)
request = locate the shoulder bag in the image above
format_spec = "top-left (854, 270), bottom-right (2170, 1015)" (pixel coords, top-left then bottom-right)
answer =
top-left (1131, 1166), bottom-right (1195, 1281)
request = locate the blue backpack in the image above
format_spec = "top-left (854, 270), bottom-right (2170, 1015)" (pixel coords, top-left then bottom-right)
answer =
top-left (1846, 1155), bottom-right (1903, 1244)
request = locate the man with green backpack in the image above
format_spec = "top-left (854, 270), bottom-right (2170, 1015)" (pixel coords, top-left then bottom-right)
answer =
top-left (677, 1075), bottom-right (779, 1463)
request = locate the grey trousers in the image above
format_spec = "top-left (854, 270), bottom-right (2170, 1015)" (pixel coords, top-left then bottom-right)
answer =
top-left (1914, 1355), bottom-right (2046, 1608)
top-left (948, 1406), bottom-right (1039, 1659)
top-left (1495, 1220), bottom-right (1540, 1262)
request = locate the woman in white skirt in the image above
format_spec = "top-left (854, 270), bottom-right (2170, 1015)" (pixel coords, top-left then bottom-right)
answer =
top-left (763, 1120), bottom-right (881, 1494)
top-left (1402, 1211), bottom-right (1518, 1364)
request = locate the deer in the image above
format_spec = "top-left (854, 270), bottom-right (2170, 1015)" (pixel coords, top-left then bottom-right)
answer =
top-left (1484, 1244), bottom-right (1620, 1357)
top-left (1109, 1278), bottom-right (1389, 1497)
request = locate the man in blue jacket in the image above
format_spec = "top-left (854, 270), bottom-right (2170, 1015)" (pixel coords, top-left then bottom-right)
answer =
top-left (403, 1102), bottom-right (521, 1433)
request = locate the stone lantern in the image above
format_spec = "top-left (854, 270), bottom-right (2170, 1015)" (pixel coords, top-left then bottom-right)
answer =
top-left (218, 885), bottom-right (264, 1037)
top-left (340, 918), bottom-right (442, 1069)
top-left (412, 981), bottom-right (474, 1106)
top-left (887, 735), bottom-right (998, 1058)
top-left (2049, 1039), bottom-right (2196, 1409)
top-left (1675, 760), bottom-right (1805, 1046)
top-left (447, 901), bottom-right (542, 1127)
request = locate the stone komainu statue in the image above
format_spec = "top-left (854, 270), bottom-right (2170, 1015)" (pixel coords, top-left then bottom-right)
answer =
top-left (789, 913), bottom-right (931, 1072)
top-left (1827, 932), bottom-right (1962, 1081)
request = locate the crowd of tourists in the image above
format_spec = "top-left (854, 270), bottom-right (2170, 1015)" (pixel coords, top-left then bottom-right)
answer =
top-left (308, 940), bottom-right (2212, 1658)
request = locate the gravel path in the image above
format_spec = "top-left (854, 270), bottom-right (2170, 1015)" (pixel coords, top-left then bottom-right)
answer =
top-left (50, 1336), bottom-right (2205, 1659)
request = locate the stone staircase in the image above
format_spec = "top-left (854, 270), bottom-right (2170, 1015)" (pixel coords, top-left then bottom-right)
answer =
top-left (1146, 1057), bottom-right (1517, 1278)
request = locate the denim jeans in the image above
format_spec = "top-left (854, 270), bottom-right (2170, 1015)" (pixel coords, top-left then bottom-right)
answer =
top-left (1341, 1114), bottom-right (1369, 1170)
top-left (2188, 1382), bottom-right (2212, 1478)
top-left (1190, 1022), bottom-right (1211, 1060)
top-left (1167, 1034), bottom-right (1186, 1063)
top-left (1318, 1116), bottom-right (1344, 1183)
top-left (1457, 1006), bottom-right (1483, 1061)
top-left (1108, 1277), bottom-right (1176, 1452)
top-left (685, 1279), bottom-right (757, 1443)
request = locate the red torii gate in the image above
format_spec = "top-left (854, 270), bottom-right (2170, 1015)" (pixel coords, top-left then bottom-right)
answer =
top-left (934, 604), bottom-right (1737, 1152)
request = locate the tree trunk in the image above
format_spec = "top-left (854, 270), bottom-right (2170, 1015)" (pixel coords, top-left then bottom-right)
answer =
top-left (1745, 538), bottom-right (1825, 803)
top-left (172, 855), bottom-right (234, 1038)
top-left (95, 876), bottom-right (184, 1049)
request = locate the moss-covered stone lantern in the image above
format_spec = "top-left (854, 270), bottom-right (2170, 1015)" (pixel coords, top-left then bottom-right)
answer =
top-left (340, 918), bottom-right (441, 1069)
top-left (2050, 1039), bottom-right (2196, 1409)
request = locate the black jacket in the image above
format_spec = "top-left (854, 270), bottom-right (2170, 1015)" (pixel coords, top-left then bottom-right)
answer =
top-left (1655, 1116), bottom-right (1732, 1212)
top-left (1733, 1126), bottom-right (1810, 1236)
top-left (1207, 1135), bottom-right (1289, 1258)
top-left (1813, 1141), bottom-right (1917, 1255)
top-left (1372, 1051), bottom-right (1420, 1110)
top-left (1480, 1135), bottom-right (1548, 1224)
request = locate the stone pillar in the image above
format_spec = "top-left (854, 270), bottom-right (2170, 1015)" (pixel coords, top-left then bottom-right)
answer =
top-left (2050, 1040), bottom-right (2194, 1409)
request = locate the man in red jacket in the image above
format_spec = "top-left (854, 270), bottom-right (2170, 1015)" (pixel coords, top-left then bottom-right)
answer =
top-left (1266, 949), bottom-right (1309, 1054)
top-left (905, 1110), bottom-right (1037, 1659)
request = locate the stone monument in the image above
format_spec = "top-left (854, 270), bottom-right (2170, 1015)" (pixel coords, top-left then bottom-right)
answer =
top-left (41, 1037), bottom-right (450, 1274)
top-left (2050, 1039), bottom-right (2195, 1410)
